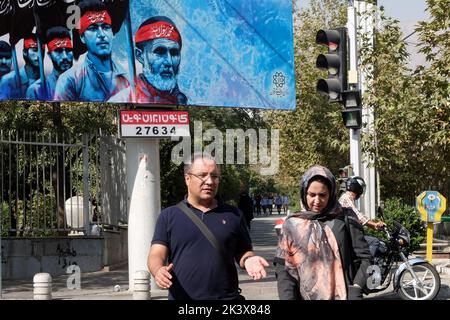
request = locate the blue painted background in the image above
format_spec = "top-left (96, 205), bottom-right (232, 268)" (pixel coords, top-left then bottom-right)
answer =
top-left (0, 0), bottom-right (295, 110)
top-left (126, 0), bottom-right (296, 110)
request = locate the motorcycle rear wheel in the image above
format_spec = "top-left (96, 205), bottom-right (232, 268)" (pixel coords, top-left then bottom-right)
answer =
top-left (398, 262), bottom-right (441, 300)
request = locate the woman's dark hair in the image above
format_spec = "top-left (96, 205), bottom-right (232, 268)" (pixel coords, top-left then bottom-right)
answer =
top-left (308, 176), bottom-right (331, 194)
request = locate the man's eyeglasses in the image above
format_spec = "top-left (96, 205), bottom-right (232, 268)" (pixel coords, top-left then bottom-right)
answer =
top-left (186, 172), bottom-right (220, 182)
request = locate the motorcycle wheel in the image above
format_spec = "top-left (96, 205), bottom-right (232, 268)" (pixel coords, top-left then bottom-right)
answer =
top-left (398, 262), bottom-right (441, 300)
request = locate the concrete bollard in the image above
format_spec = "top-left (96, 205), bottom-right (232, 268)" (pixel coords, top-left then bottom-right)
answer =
top-left (133, 270), bottom-right (151, 300)
top-left (33, 273), bottom-right (52, 300)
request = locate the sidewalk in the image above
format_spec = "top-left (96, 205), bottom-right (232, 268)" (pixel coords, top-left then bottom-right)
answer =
top-left (1, 214), bottom-right (450, 300)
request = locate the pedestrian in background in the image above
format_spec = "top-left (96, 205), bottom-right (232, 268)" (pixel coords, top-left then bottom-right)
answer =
top-left (238, 191), bottom-right (254, 229)
top-left (275, 194), bottom-right (283, 215)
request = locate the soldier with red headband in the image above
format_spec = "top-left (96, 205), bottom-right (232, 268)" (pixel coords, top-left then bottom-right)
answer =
top-left (54, 0), bottom-right (129, 102)
top-left (0, 41), bottom-right (12, 81)
top-left (26, 26), bottom-right (74, 100)
top-left (109, 16), bottom-right (187, 104)
top-left (0, 34), bottom-right (43, 99)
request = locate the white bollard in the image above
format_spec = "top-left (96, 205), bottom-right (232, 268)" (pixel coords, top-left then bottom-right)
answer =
top-left (133, 270), bottom-right (151, 300)
top-left (33, 273), bottom-right (52, 300)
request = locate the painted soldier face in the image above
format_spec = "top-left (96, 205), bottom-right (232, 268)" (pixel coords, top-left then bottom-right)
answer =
top-left (140, 38), bottom-right (181, 92)
top-left (49, 48), bottom-right (73, 73)
top-left (81, 22), bottom-right (113, 58)
top-left (24, 47), bottom-right (41, 68)
top-left (0, 56), bottom-right (12, 76)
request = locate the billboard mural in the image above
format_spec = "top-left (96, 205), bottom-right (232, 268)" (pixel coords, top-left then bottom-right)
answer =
top-left (0, 0), bottom-right (295, 110)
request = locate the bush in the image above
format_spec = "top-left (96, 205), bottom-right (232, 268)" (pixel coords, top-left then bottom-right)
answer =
top-left (365, 197), bottom-right (425, 253)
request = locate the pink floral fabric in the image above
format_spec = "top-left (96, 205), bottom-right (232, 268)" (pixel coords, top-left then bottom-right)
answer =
top-left (280, 214), bottom-right (347, 300)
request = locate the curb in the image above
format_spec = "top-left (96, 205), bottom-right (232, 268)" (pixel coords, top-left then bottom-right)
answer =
top-left (436, 264), bottom-right (450, 276)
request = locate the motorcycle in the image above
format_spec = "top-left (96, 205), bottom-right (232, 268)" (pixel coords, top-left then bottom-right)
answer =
top-left (364, 219), bottom-right (441, 300)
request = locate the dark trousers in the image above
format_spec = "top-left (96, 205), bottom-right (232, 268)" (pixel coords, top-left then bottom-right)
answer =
top-left (274, 260), bottom-right (301, 300)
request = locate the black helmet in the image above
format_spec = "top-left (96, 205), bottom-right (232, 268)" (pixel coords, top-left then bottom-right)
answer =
top-left (346, 176), bottom-right (366, 199)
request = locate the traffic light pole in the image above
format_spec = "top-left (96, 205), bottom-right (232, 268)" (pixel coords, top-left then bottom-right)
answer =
top-left (347, 2), bottom-right (361, 178)
top-left (348, 0), bottom-right (377, 219)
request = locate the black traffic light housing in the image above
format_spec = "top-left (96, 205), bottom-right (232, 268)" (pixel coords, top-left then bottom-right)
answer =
top-left (316, 28), bottom-right (347, 102)
top-left (341, 90), bottom-right (362, 129)
top-left (316, 27), bottom-right (362, 129)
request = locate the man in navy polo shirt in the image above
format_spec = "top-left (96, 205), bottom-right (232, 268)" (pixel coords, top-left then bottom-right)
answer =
top-left (148, 154), bottom-right (269, 300)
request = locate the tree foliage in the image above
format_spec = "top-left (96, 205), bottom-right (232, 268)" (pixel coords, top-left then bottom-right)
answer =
top-left (360, 1), bottom-right (450, 204)
top-left (265, 0), bottom-right (349, 190)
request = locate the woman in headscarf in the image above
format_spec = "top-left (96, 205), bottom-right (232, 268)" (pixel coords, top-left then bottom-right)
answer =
top-left (275, 165), bottom-right (371, 300)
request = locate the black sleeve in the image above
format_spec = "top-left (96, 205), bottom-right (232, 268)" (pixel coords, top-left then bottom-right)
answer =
top-left (346, 210), bottom-right (372, 288)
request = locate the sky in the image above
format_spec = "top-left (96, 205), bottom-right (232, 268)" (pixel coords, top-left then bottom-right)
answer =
top-left (298, 0), bottom-right (430, 68)
top-left (378, 0), bottom-right (429, 67)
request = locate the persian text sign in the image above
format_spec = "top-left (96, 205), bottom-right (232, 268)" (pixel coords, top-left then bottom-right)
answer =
top-left (119, 110), bottom-right (190, 138)
top-left (0, 0), bottom-right (296, 110)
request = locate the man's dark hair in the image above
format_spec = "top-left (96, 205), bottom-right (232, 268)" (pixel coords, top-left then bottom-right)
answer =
top-left (135, 16), bottom-right (182, 50)
top-left (0, 40), bottom-right (12, 58)
top-left (183, 153), bottom-right (218, 175)
top-left (23, 33), bottom-right (38, 42)
top-left (78, 0), bottom-right (107, 16)
top-left (46, 26), bottom-right (71, 44)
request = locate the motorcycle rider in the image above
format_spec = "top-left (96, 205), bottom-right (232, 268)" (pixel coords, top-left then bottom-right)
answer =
top-left (339, 176), bottom-right (386, 230)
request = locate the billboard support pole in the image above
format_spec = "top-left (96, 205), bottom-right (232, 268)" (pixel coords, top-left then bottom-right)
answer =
top-left (126, 136), bottom-right (161, 292)
top-left (347, 1), bottom-right (361, 178)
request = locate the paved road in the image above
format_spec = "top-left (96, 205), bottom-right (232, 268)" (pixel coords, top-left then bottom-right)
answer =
top-left (1, 213), bottom-right (449, 300)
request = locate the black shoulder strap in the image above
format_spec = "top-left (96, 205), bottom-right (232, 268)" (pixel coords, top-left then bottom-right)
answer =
top-left (176, 201), bottom-right (226, 258)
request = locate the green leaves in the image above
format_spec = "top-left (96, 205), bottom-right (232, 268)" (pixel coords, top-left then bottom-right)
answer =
top-left (360, 2), bottom-right (449, 202)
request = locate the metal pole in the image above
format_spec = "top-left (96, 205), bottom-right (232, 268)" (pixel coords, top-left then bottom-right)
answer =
top-left (126, 138), bottom-right (161, 291)
top-left (357, 0), bottom-right (377, 219)
top-left (347, 2), bottom-right (361, 178)
top-left (83, 134), bottom-right (90, 235)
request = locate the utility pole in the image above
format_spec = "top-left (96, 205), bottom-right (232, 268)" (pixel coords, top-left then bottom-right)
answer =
top-left (348, 0), bottom-right (377, 219)
top-left (347, 1), bottom-right (361, 178)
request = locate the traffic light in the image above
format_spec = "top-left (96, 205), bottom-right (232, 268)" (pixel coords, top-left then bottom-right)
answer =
top-left (341, 90), bottom-right (362, 129)
top-left (315, 27), bottom-right (347, 102)
top-left (316, 27), bottom-right (362, 129)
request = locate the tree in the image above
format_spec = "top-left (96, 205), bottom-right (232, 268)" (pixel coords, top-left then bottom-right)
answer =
top-left (360, 2), bottom-right (450, 203)
top-left (265, 0), bottom-right (349, 189)
top-left (0, 101), bottom-right (120, 234)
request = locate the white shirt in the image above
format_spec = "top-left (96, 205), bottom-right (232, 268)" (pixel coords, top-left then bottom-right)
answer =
top-left (338, 191), bottom-right (369, 225)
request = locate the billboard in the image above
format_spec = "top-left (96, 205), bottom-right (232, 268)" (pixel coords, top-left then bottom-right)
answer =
top-left (0, 0), bottom-right (295, 110)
